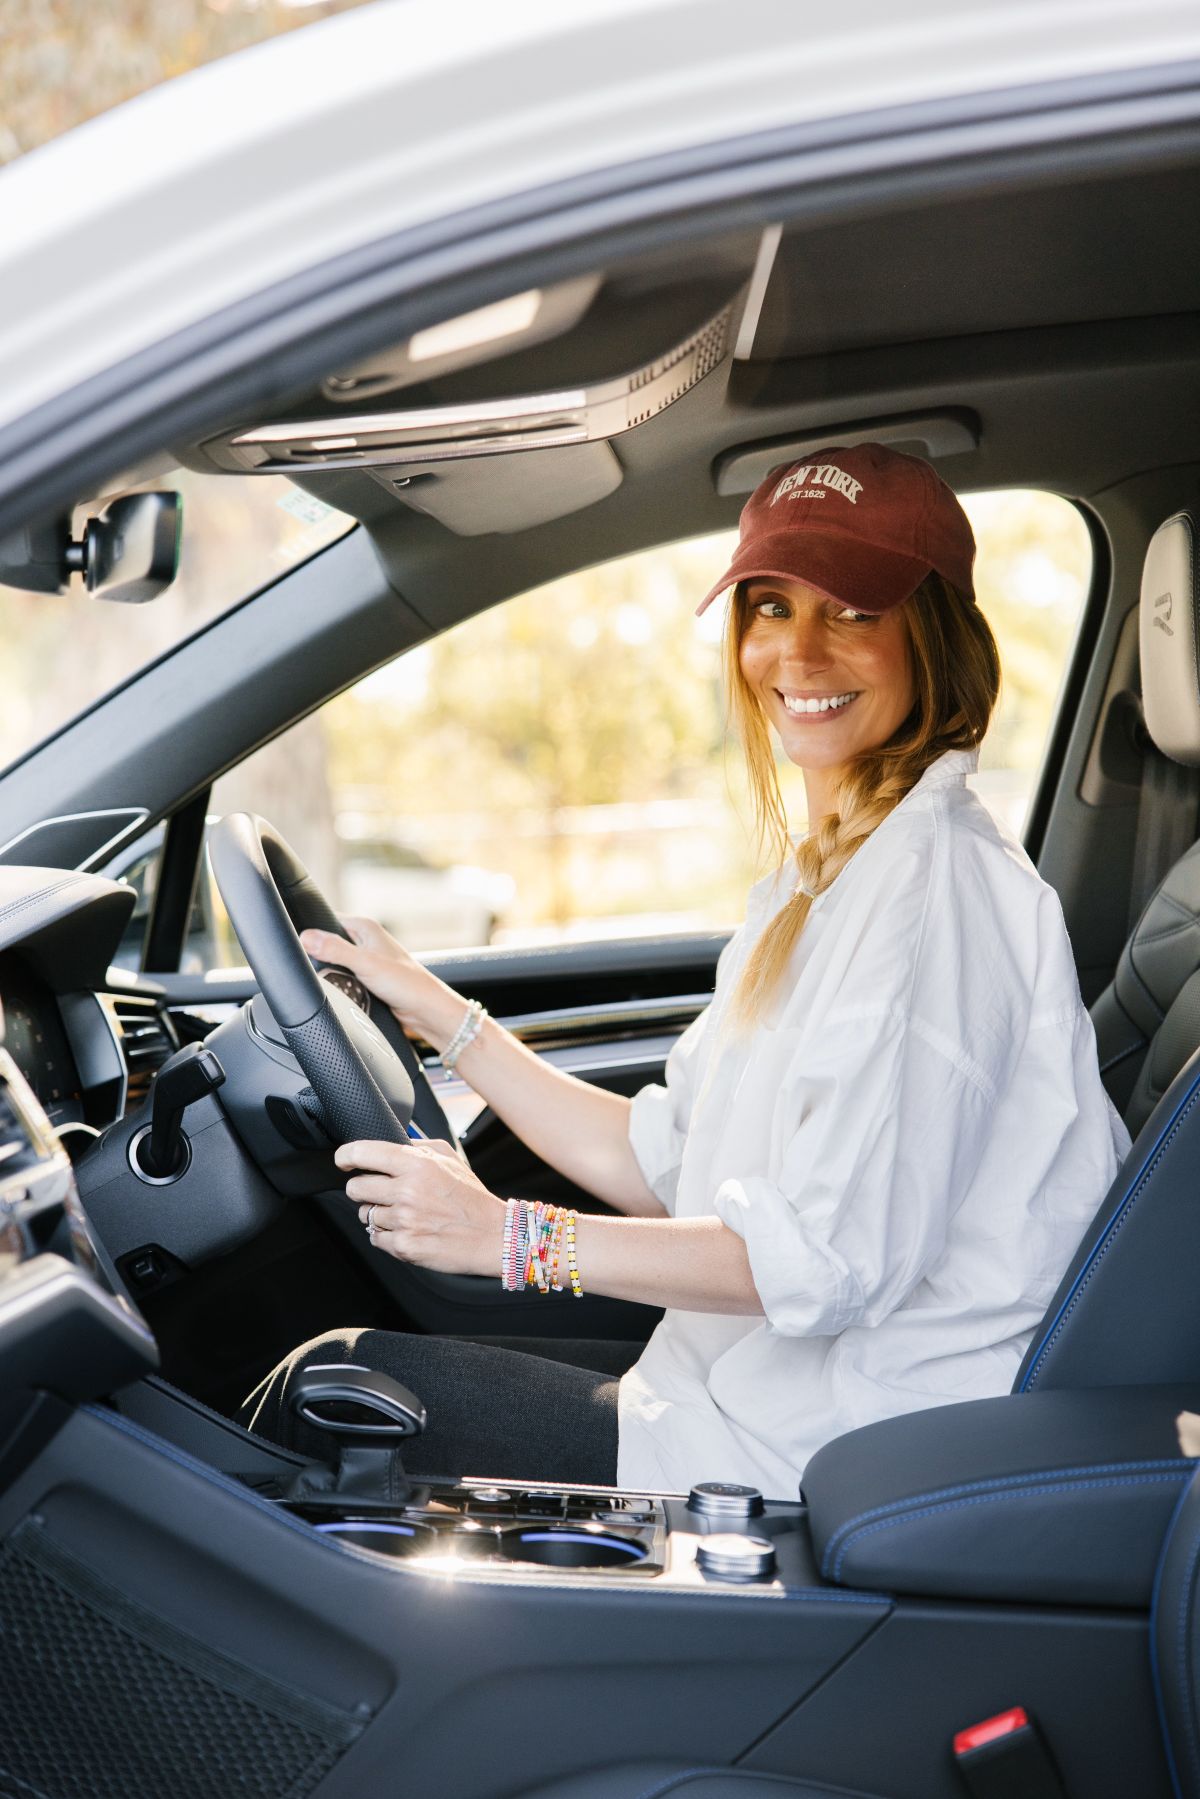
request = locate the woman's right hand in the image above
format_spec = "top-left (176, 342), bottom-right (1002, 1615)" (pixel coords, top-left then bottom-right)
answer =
top-left (298, 916), bottom-right (464, 1047)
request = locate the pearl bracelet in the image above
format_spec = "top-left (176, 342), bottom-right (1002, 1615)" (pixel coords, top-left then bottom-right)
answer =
top-left (441, 999), bottom-right (487, 1074)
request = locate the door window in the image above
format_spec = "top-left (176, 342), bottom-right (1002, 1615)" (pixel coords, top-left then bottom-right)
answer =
top-left (126, 489), bottom-right (1091, 971)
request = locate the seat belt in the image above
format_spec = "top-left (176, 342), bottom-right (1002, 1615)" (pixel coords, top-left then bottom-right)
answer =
top-left (1128, 744), bottom-right (1200, 932)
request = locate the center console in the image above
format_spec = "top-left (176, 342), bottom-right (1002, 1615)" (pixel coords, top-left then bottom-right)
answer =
top-left (285, 1477), bottom-right (792, 1583)
top-left (290, 1482), bottom-right (670, 1573)
top-left (277, 1364), bottom-right (806, 1589)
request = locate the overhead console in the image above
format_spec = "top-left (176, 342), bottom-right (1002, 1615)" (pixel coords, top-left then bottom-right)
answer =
top-left (176, 231), bottom-right (769, 534)
top-left (203, 301), bottom-right (735, 478)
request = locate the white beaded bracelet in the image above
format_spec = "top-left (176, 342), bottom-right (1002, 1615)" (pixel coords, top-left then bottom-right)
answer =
top-left (441, 999), bottom-right (487, 1073)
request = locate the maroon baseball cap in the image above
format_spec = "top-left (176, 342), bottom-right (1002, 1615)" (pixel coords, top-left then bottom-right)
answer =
top-left (696, 442), bottom-right (976, 617)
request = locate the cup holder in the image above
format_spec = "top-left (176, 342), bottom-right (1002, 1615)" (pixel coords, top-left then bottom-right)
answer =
top-left (502, 1527), bottom-right (650, 1569)
top-left (313, 1520), bottom-right (433, 1556)
top-left (304, 1500), bottom-right (659, 1573)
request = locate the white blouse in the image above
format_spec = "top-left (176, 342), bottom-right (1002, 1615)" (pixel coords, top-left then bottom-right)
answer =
top-left (617, 748), bottom-right (1131, 1499)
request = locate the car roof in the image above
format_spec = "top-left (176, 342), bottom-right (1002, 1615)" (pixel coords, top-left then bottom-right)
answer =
top-left (2, 0), bottom-right (1200, 437)
top-left (2, 0), bottom-right (1200, 868)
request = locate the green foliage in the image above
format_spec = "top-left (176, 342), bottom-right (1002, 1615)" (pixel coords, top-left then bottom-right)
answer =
top-left (322, 494), bottom-right (1093, 938)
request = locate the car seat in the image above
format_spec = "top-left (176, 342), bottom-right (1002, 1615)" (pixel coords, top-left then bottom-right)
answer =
top-left (1091, 510), bottom-right (1200, 1133)
top-left (1018, 508), bottom-right (1200, 1391)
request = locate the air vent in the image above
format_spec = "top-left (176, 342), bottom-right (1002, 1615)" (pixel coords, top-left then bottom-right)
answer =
top-left (102, 993), bottom-right (178, 1111)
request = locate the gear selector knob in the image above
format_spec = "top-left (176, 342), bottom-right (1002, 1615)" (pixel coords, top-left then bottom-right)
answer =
top-left (284, 1364), bottom-right (427, 1511)
top-left (291, 1363), bottom-right (426, 1440)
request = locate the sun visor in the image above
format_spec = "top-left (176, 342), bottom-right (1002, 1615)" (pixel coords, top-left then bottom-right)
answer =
top-left (373, 441), bottom-right (622, 536)
top-left (1141, 510), bottom-right (1200, 765)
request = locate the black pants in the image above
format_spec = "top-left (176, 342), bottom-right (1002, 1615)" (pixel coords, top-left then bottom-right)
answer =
top-left (240, 1331), bottom-right (642, 1485)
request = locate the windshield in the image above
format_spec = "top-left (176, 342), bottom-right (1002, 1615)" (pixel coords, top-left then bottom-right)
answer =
top-left (0, 470), bottom-right (351, 773)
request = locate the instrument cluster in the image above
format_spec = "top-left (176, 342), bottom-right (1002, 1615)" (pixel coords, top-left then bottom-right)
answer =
top-left (0, 954), bottom-right (84, 1127)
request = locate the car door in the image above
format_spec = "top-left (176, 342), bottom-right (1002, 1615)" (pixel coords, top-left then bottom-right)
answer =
top-left (87, 479), bottom-right (1095, 1350)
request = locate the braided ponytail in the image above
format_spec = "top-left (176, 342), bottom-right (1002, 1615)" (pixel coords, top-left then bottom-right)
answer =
top-left (724, 572), bottom-right (1001, 1027)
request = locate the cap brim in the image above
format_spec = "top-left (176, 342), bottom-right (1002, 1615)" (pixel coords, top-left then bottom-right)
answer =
top-left (694, 529), bottom-right (932, 618)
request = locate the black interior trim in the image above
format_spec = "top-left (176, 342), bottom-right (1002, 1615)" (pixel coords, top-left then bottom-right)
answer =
top-left (143, 787), bottom-right (209, 975)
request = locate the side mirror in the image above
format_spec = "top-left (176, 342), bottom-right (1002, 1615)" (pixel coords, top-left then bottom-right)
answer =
top-left (0, 491), bottom-right (182, 604)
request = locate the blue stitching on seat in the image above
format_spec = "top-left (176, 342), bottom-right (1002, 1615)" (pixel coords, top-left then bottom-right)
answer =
top-left (1177, 1517), bottom-right (1200, 1794)
top-left (819, 1460), bottom-right (1195, 1575)
top-left (1019, 1061), bottom-right (1200, 1390)
top-left (1152, 1478), bottom-right (1195, 1799)
top-left (828, 1471), bottom-right (1192, 1582)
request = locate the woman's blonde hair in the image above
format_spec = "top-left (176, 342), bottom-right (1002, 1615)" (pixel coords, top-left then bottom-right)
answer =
top-left (724, 571), bottom-right (1001, 1025)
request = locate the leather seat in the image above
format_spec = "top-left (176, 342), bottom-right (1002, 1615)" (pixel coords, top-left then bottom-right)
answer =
top-left (1016, 509), bottom-right (1200, 1391)
top-left (1152, 1460), bottom-right (1200, 1799)
top-left (1091, 510), bottom-right (1200, 1132)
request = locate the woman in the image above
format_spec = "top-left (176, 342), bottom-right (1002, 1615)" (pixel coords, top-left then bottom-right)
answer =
top-left (243, 443), bottom-right (1130, 1499)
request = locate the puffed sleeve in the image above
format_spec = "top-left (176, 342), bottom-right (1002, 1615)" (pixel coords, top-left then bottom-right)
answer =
top-left (628, 934), bottom-right (743, 1215)
top-left (712, 1005), bottom-right (999, 1336)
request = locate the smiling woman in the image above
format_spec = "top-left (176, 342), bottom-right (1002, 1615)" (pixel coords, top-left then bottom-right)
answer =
top-left (246, 441), bottom-right (1127, 1500)
top-left (735, 579), bottom-right (918, 817)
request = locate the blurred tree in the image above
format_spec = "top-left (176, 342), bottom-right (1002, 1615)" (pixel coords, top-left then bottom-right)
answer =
top-left (0, 0), bottom-right (371, 165)
top-left (328, 554), bottom-right (738, 923)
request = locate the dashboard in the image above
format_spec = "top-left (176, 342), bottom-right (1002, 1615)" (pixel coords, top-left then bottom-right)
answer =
top-left (0, 953), bottom-right (85, 1125)
top-left (0, 870), bottom-right (177, 1139)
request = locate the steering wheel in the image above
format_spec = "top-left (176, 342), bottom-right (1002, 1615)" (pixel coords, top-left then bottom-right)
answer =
top-left (207, 813), bottom-right (459, 1155)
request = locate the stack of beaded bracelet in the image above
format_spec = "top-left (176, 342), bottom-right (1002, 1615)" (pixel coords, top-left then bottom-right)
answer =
top-left (441, 999), bottom-right (487, 1074)
top-left (499, 1200), bottom-right (583, 1296)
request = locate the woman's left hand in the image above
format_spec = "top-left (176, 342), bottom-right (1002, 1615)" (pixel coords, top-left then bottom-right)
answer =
top-left (337, 1136), bottom-right (504, 1277)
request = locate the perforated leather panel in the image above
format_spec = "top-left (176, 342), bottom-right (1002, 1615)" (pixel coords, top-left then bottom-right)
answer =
top-left (1091, 837), bottom-right (1200, 1131)
top-left (282, 999), bottom-right (407, 1146)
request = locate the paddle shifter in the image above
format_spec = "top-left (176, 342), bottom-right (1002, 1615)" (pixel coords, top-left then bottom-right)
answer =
top-left (282, 1364), bottom-right (427, 1509)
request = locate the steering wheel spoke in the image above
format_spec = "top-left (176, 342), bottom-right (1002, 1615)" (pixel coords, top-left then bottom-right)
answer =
top-left (207, 814), bottom-right (459, 1164)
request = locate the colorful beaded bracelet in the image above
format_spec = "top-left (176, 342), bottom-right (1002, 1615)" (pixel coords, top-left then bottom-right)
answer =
top-left (565, 1209), bottom-right (583, 1298)
top-left (499, 1200), bottom-right (581, 1296)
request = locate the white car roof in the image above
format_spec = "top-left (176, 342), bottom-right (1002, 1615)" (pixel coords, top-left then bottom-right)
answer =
top-left (2, 0), bottom-right (1199, 433)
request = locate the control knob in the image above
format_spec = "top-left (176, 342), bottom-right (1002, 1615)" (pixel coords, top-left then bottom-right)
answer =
top-left (695, 1534), bottom-right (776, 1582)
top-left (687, 1481), bottom-right (764, 1521)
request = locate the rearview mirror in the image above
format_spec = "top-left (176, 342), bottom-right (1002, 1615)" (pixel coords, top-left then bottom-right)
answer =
top-left (0, 491), bottom-right (182, 603)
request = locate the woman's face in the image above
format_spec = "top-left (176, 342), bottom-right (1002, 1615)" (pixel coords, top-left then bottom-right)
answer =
top-left (738, 576), bottom-right (916, 791)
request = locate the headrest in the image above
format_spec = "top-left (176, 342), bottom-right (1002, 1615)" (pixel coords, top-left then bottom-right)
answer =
top-left (1141, 510), bottom-right (1200, 765)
